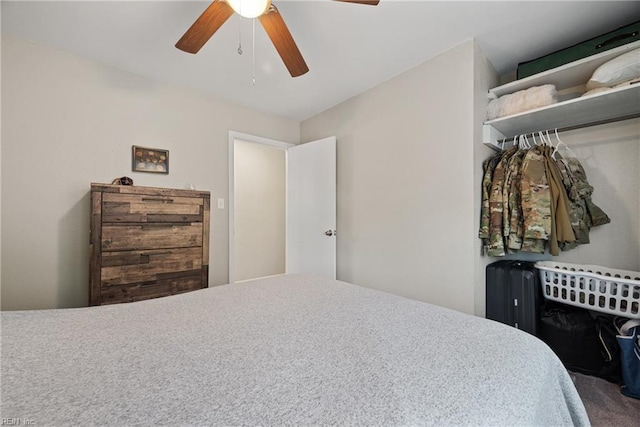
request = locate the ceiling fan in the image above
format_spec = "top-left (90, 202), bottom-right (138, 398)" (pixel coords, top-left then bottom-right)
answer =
top-left (175, 0), bottom-right (380, 78)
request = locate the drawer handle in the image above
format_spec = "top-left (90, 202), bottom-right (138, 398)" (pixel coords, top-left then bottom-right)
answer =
top-left (140, 282), bottom-right (162, 288)
top-left (140, 223), bottom-right (189, 229)
top-left (141, 197), bottom-right (174, 203)
top-left (142, 251), bottom-right (173, 256)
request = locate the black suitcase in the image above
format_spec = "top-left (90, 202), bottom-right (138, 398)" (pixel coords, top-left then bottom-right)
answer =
top-left (486, 260), bottom-right (542, 336)
top-left (517, 20), bottom-right (640, 79)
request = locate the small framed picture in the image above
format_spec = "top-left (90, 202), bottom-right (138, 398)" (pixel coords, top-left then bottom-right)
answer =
top-left (132, 146), bottom-right (169, 174)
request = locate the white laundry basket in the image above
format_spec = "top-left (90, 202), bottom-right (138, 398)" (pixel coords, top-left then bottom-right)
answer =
top-left (535, 261), bottom-right (640, 318)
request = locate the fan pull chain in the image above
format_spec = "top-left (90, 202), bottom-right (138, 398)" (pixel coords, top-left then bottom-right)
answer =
top-left (238, 0), bottom-right (245, 56)
top-left (237, 18), bottom-right (243, 55)
top-left (252, 18), bottom-right (256, 86)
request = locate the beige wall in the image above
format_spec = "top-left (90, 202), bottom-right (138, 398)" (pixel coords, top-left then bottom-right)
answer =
top-left (0, 33), bottom-right (3, 304)
top-left (1, 35), bottom-right (299, 310)
top-left (2, 34), bottom-right (638, 314)
top-left (234, 140), bottom-right (286, 281)
top-left (302, 39), bottom-right (640, 316)
top-left (301, 42), bottom-right (478, 315)
top-left (473, 43), bottom-right (500, 317)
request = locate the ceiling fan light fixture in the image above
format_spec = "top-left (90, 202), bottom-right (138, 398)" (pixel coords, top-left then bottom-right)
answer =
top-left (176, 0), bottom-right (379, 76)
top-left (226, 0), bottom-right (271, 18)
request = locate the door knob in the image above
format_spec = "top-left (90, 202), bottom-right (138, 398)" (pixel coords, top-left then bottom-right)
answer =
top-left (325, 230), bottom-right (336, 236)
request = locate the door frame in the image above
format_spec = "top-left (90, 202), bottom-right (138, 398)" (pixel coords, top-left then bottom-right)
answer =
top-left (228, 131), bottom-right (294, 284)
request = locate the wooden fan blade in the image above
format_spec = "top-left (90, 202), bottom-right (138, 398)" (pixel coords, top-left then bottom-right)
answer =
top-left (176, 0), bottom-right (235, 54)
top-left (332, 0), bottom-right (380, 5)
top-left (258, 5), bottom-right (309, 77)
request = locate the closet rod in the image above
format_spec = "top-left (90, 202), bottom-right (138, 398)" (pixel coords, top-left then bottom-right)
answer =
top-left (540, 112), bottom-right (640, 136)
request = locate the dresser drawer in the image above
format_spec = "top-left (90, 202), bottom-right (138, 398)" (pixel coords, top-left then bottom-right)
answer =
top-left (102, 223), bottom-right (203, 251)
top-left (101, 282), bottom-right (173, 304)
top-left (102, 193), bottom-right (204, 223)
top-left (101, 247), bottom-right (202, 286)
top-left (100, 271), bottom-right (204, 304)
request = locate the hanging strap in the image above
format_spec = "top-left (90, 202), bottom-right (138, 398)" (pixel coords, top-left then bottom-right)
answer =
top-left (599, 323), bottom-right (614, 362)
top-left (619, 319), bottom-right (640, 336)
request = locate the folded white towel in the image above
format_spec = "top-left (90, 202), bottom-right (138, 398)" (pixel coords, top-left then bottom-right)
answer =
top-left (487, 84), bottom-right (557, 120)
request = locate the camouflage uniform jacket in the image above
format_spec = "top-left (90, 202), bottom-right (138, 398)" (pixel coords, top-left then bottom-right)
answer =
top-left (479, 148), bottom-right (517, 252)
top-left (486, 146), bottom-right (518, 256)
top-left (542, 146), bottom-right (576, 255)
top-left (519, 146), bottom-right (550, 253)
top-left (479, 154), bottom-right (502, 243)
top-left (554, 155), bottom-right (590, 249)
top-left (561, 157), bottom-right (611, 228)
top-left (505, 149), bottom-right (527, 251)
top-left (480, 143), bottom-right (610, 257)
top-left (558, 155), bottom-right (611, 250)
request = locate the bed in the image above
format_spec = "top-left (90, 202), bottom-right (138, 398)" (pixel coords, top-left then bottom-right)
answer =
top-left (1, 275), bottom-right (588, 426)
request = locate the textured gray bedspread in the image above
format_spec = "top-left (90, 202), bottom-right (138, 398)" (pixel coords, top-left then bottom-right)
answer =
top-left (1, 275), bottom-right (589, 426)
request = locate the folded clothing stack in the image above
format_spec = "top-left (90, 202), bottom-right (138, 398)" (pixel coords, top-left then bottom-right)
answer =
top-left (486, 84), bottom-right (557, 120)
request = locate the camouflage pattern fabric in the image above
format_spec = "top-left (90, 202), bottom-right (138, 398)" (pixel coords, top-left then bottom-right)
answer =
top-left (562, 157), bottom-right (611, 228)
top-left (543, 146), bottom-right (576, 255)
top-left (502, 149), bottom-right (521, 238)
top-left (487, 146), bottom-right (518, 256)
top-left (555, 155), bottom-right (590, 249)
top-left (478, 141), bottom-right (610, 257)
top-left (479, 155), bottom-right (502, 242)
top-left (506, 150), bottom-right (527, 251)
top-left (519, 146), bottom-right (549, 253)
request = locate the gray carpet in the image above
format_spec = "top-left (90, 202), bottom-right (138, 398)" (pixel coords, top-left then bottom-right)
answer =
top-left (571, 372), bottom-right (640, 427)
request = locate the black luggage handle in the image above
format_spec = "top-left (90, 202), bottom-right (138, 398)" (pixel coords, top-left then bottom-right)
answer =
top-left (596, 31), bottom-right (638, 49)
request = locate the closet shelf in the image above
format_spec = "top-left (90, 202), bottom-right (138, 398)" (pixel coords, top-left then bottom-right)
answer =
top-left (483, 40), bottom-right (640, 150)
top-left (485, 85), bottom-right (640, 142)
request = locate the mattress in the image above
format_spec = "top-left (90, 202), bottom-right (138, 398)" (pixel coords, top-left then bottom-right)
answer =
top-left (1, 275), bottom-right (589, 426)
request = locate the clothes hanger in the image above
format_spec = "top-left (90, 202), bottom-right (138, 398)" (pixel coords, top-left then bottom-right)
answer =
top-left (531, 132), bottom-right (539, 146)
top-left (544, 130), bottom-right (555, 148)
top-left (536, 131), bottom-right (547, 146)
top-left (551, 128), bottom-right (576, 159)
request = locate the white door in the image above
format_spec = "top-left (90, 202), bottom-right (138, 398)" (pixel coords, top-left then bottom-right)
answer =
top-left (286, 137), bottom-right (337, 278)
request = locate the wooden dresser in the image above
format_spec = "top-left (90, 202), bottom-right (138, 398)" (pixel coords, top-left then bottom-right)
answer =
top-left (89, 184), bottom-right (210, 306)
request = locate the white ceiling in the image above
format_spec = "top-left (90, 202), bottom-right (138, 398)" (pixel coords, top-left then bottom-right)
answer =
top-left (2, 1), bottom-right (639, 120)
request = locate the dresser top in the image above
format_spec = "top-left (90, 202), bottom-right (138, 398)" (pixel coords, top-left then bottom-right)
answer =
top-left (91, 183), bottom-right (210, 198)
